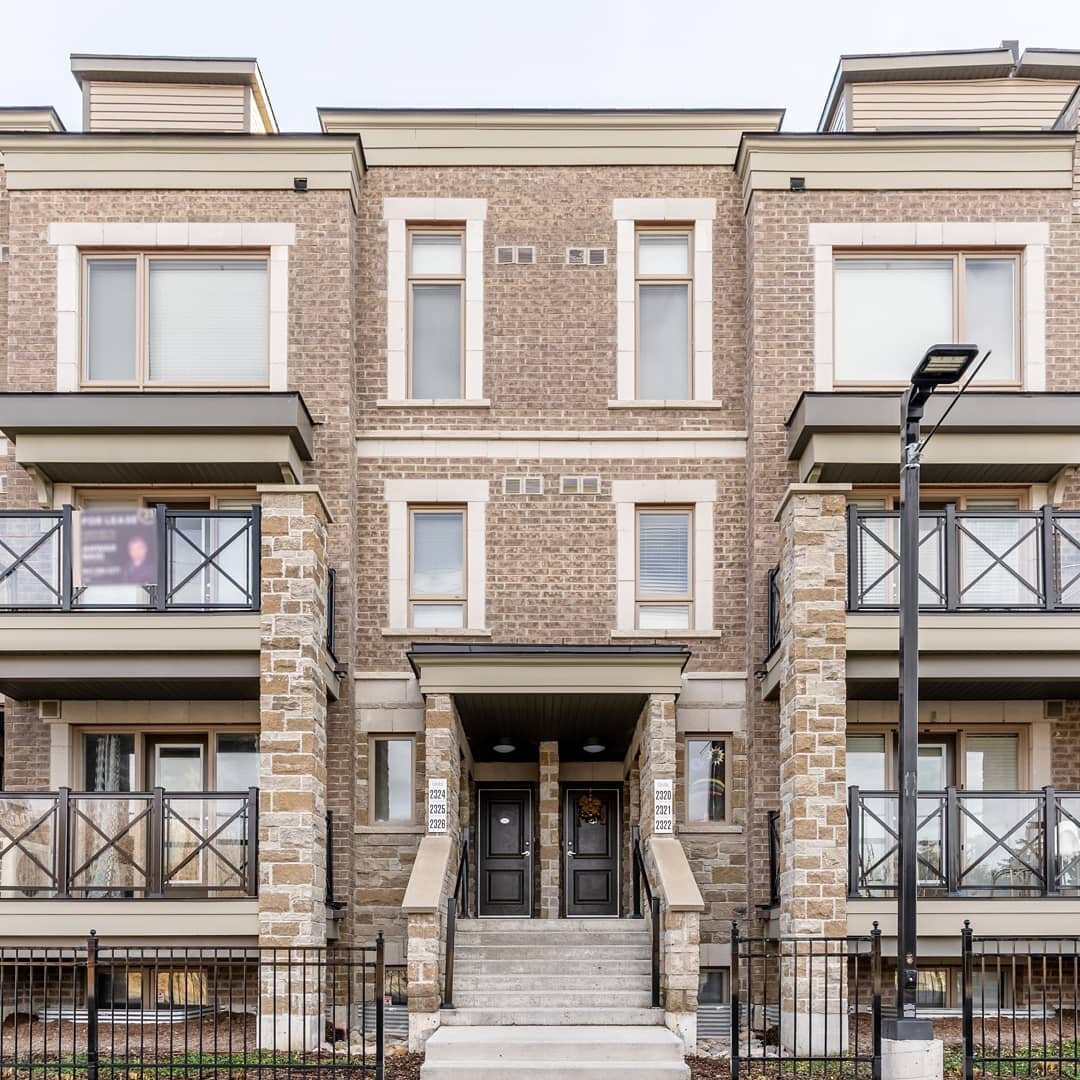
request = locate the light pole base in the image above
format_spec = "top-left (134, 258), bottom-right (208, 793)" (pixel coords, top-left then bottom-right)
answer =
top-left (882, 1018), bottom-right (934, 1041)
top-left (881, 1036), bottom-right (943, 1080)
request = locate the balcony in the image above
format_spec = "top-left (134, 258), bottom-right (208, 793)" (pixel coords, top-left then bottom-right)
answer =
top-left (0, 508), bottom-right (262, 700)
top-left (848, 785), bottom-right (1080, 899)
top-left (0, 788), bottom-right (260, 940)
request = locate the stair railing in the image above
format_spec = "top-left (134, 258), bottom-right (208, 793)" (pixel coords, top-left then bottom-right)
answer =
top-left (631, 825), bottom-right (662, 1008)
top-left (442, 825), bottom-right (471, 1010)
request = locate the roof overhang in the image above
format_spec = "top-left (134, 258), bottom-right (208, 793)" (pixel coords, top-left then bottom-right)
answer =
top-left (818, 46), bottom-right (1017, 131)
top-left (317, 108), bottom-right (784, 166)
top-left (70, 54), bottom-right (278, 133)
top-left (0, 106), bottom-right (65, 133)
top-left (0, 392), bottom-right (314, 490)
top-left (0, 133), bottom-right (364, 208)
top-left (735, 131), bottom-right (1075, 211)
top-left (406, 643), bottom-right (690, 695)
top-left (786, 392), bottom-right (1080, 484)
top-left (0, 613), bottom-right (260, 700)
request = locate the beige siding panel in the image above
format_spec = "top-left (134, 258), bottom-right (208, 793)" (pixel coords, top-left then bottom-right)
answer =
top-left (87, 80), bottom-right (246, 131)
top-left (850, 78), bottom-right (1078, 131)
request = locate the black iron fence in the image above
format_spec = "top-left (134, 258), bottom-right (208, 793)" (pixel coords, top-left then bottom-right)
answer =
top-left (326, 568), bottom-right (338, 661)
top-left (848, 785), bottom-right (1080, 898)
top-left (0, 931), bottom-right (384, 1077)
top-left (846, 505), bottom-right (1080, 612)
top-left (767, 810), bottom-right (781, 908)
top-left (0, 507), bottom-right (260, 612)
top-left (766, 565), bottom-right (781, 657)
top-left (0, 788), bottom-right (259, 899)
top-left (731, 923), bottom-right (881, 1079)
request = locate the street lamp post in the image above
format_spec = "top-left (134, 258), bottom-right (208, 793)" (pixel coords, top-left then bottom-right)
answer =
top-left (886, 344), bottom-right (980, 1042)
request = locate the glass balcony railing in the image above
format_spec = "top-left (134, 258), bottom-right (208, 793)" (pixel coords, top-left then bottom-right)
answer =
top-left (848, 785), bottom-right (1080, 898)
top-left (0, 788), bottom-right (259, 898)
top-left (0, 507), bottom-right (260, 611)
top-left (846, 507), bottom-right (1080, 612)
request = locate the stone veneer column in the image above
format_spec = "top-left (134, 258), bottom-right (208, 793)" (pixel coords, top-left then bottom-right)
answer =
top-left (539, 740), bottom-right (560, 919)
top-left (638, 694), bottom-right (699, 1052)
top-left (775, 484), bottom-right (849, 1054)
top-left (257, 486), bottom-right (331, 1049)
top-left (406, 693), bottom-right (462, 1050)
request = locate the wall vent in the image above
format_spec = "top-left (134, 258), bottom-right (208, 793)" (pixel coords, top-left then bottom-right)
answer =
top-left (39, 700), bottom-right (61, 721)
top-left (566, 247), bottom-right (586, 266)
top-left (560, 475), bottom-right (602, 495)
top-left (503, 475), bottom-right (544, 496)
top-left (497, 246), bottom-right (536, 265)
top-left (587, 248), bottom-right (607, 266)
top-left (1045, 700), bottom-right (1066, 720)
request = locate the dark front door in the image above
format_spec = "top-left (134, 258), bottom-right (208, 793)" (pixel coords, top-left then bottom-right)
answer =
top-left (564, 785), bottom-right (620, 917)
top-left (478, 787), bottom-right (533, 917)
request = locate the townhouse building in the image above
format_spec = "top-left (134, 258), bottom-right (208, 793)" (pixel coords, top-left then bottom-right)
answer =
top-left (0, 40), bottom-right (1079, 1075)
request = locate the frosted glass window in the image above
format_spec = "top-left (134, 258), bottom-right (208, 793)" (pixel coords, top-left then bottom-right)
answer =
top-left (638, 285), bottom-right (690, 399)
top-left (411, 602), bottom-right (465, 628)
top-left (215, 733), bottom-right (258, 791)
top-left (835, 259), bottom-right (954, 382)
top-left (148, 260), bottom-right (268, 383)
top-left (638, 603), bottom-right (690, 629)
top-left (411, 284), bottom-right (462, 398)
top-left (847, 734), bottom-right (887, 790)
top-left (411, 234), bottom-right (462, 275)
top-left (965, 259), bottom-right (1017, 381)
top-left (86, 259), bottom-right (137, 381)
top-left (374, 738), bottom-right (413, 823)
top-left (638, 235), bottom-right (689, 275)
top-left (411, 511), bottom-right (464, 597)
top-left (965, 735), bottom-right (1019, 791)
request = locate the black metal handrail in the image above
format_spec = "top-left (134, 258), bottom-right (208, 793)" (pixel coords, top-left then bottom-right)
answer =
top-left (767, 810), bottom-right (781, 907)
top-left (846, 505), bottom-right (1080, 612)
top-left (631, 825), bottom-right (661, 1009)
top-left (766, 565), bottom-right (781, 657)
top-left (0, 787), bottom-right (258, 898)
top-left (0, 506), bottom-right (261, 612)
top-left (849, 784), bottom-right (1080, 898)
top-left (442, 826), bottom-right (470, 1010)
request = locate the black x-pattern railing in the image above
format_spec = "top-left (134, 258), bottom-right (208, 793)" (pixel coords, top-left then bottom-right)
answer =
top-left (847, 506), bottom-right (1080, 612)
top-left (0, 788), bottom-right (259, 898)
top-left (0, 506), bottom-right (261, 612)
top-left (849, 786), bottom-right (1080, 898)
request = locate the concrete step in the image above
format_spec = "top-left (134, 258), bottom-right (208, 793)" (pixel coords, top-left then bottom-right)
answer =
top-left (456, 935), bottom-right (651, 950)
top-left (455, 958), bottom-right (653, 976)
top-left (420, 1025), bottom-right (689, 1078)
top-left (452, 973), bottom-right (651, 991)
top-left (452, 990), bottom-right (655, 1009)
top-left (439, 1006), bottom-right (665, 1026)
top-left (456, 918), bottom-right (640, 930)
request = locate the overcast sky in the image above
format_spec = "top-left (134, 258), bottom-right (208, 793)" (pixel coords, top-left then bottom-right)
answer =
top-left (1, 0), bottom-right (1077, 132)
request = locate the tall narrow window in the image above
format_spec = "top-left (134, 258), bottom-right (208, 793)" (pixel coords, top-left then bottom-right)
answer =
top-left (410, 507), bottom-right (466, 628)
top-left (636, 508), bottom-right (692, 629)
top-left (636, 230), bottom-right (691, 399)
top-left (687, 738), bottom-right (727, 823)
top-left (86, 259), bottom-right (137, 382)
top-left (409, 230), bottom-right (464, 398)
top-left (372, 737), bottom-right (414, 823)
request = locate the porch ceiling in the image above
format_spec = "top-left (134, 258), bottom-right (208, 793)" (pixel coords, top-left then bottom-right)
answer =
top-left (455, 691), bottom-right (648, 761)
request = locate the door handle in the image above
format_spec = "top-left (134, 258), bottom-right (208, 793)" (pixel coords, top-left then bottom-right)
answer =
top-left (566, 844), bottom-right (574, 858)
top-left (522, 847), bottom-right (531, 858)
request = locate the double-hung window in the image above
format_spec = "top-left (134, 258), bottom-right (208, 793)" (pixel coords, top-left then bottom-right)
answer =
top-left (409, 507), bottom-right (466, 628)
top-left (636, 508), bottom-right (692, 629)
top-left (84, 254), bottom-right (269, 387)
top-left (636, 229), bottom-right (692, 399)
top-left (833, 253), bottom-right (1020, 385)
top-left (408, 229), bottom-right (464, 398)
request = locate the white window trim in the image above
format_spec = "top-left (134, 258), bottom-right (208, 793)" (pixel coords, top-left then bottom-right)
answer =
top-left (611, 479), bottom-right (716, 634)
top-left (47, 223), bottom-right (294, 393)
top-left (612, 198), bottom-right (716, 405)
top-left (383, 198), bottom-right (487, 402)
top-left (384, 478), bottom-right (489, 632)
top-left (808, 222), bottom-right (1048, 392)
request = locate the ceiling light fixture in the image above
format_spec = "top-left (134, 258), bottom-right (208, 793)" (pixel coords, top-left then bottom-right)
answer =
top-left (493, 736), bottom-right (516, 754)
top-left (583, 736), bottom-right (605, 754)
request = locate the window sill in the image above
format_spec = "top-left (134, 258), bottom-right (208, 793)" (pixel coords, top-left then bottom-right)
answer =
top-left (381, 627), bottom-right (492, 638)
top-left (678, 824), bottom-right (743, 836)
top-left (608, 399), bottom-right (725, 409)
top-left (610, 629), bottom-right (724, 639)
top-left (377, 399), bottom-right (492, 408)
top-left (355, 823), bottom-right (424, 834)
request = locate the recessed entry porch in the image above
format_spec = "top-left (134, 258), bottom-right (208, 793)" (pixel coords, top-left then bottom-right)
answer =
top-left (399, 644), bottom-right (707, 1050)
